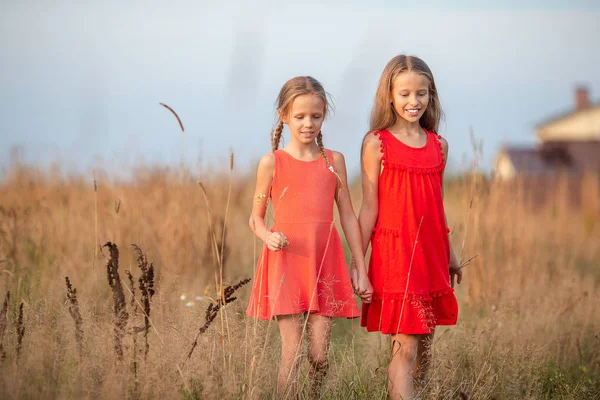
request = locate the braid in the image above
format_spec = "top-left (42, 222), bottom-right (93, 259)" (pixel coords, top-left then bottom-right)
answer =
top-left (316, 131), bottom-right (331, 170)
top-left (316, 131), bottom-right (344, 191)
top-left (271, 119), bottom-right (284, 152)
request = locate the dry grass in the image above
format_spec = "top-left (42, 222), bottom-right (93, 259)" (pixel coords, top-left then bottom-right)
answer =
top-left (0, 162), bottom-right (598, 399)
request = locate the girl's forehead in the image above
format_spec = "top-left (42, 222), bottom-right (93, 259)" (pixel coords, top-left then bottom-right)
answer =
top-left (290, 93), bottom-right (326, 110)
top-left (392, 71), bottom-right (430, 88)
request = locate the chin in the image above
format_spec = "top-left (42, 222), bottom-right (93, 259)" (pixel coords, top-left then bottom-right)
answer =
top-left (403, 114), bottom-right (422, 122)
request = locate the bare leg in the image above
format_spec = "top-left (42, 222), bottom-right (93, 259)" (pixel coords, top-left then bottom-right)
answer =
top-left (389, 333), bottom-right (419, 400)
top-left (306, 313), bottom-right (332, 399)
top-left (413, 332), bottom-right (434, 392)
top-left (276, 314), bottom-right (303, 398)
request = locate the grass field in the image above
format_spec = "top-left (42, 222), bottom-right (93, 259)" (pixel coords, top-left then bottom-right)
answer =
top-left (0, 161), bottom-right (598, 399)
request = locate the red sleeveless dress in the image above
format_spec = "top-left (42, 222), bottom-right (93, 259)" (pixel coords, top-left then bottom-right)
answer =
top-left (360, 129), bottom-right (458, 335)
top-left (247, 149), bottom-right (360, 320)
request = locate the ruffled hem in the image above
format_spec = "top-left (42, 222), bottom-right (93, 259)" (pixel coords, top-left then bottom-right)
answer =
top-left (371, 287), bottom-right (455, 302)
top-left (361, 288), bottom-right (458, 335)
top-left (372, 226), bottom-right (451, 237)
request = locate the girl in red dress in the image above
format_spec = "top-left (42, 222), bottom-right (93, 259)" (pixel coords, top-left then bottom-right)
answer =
top-left (357, 55), bottom-right (463, 399)
top-left (247, 76), bottom-right (373, 397)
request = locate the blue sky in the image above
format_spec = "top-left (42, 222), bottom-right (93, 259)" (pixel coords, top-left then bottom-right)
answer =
top-left (1, 1), bottom-right (599, 179)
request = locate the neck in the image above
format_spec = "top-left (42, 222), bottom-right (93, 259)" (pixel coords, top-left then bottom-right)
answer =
top-left (389, 118), bottom-right (423, 135)
top-left (285, 140), bottom-right (320, 155)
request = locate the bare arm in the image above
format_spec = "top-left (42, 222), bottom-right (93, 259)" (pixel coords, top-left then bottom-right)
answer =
top-left (357, 133), bottom-right (382, 256)
top-left (248, 154), bottom-right (286, 252)
top-left (440, 136), bottom-right (462, 286)
top-left (333, 151), bottom-right (367, 275)
top-left (333, 151), bottom-right (373, 302)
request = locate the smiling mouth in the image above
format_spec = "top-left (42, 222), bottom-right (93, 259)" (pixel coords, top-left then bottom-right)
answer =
top-left (405, 109), bottom-right (421, 116)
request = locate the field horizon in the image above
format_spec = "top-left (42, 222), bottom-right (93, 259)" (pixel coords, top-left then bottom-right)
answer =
top-left (0, 159), bottom-right (598, 399)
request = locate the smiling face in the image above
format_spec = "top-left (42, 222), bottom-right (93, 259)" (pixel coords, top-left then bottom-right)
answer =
top-left (390, 70), bottom-right (431, 125)
top-left (281, 93), bottom-right (325, 146)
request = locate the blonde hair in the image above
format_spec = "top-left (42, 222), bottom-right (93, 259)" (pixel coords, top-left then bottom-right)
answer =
top-left (369, 55), bottom-right (443, 133)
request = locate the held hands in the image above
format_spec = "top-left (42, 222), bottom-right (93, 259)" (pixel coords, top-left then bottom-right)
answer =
top-left (350, 259), bottom-right (373, 304)
top-left (265, 231), bottom-right (289, 252)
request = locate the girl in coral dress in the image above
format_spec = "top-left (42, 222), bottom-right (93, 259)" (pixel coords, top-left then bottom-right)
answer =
top-left (247, 76), bottom-right (373, 398)
top-left (357, 55), bottom-right (463, 400)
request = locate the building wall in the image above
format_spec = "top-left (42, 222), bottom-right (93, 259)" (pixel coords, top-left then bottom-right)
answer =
top-left (537, 106), bottom-right (600, 142)
top-left (494, 152), bottom-right (516, 180)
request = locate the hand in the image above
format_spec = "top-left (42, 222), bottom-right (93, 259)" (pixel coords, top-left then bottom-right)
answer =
top-left (449, 259), bottom-right (463, 288)
top-left (355, 273), bottom-right (373, 304)
top-left (350, 259), bottom-right (373, 303)
top-left (265, 231), bottom-right (288, 252)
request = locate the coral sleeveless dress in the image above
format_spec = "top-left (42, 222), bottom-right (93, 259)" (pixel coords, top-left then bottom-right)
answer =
top-left (361, 129), bottom-right (458, 335)
top-left (247, 149), bottom-right (360, 320)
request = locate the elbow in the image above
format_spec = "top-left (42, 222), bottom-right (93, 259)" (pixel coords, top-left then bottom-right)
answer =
top-left (248, 215), bottom-right (256, 232)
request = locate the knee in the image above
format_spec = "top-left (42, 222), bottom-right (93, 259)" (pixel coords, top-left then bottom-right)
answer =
top-left (393, 340), bottom-right (418, 363)
top-left (280, 340), bottom-right (302, 361)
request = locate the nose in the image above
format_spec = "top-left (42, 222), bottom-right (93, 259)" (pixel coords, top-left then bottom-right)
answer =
top-left (304, 117), bottom-right (313, 128)
top-left (409, 94), bottom-right (419, 106)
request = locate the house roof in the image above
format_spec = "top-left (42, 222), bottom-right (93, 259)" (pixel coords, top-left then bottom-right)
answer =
top-left (535, 102), bottom-right (600, 130)
top-left (502, 141), bottom-right (600, 176)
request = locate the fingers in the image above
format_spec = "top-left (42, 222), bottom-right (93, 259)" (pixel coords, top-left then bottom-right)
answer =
top-left (266, 231), bottom-right (288, 252)
top-left (278, 232), bottom-right (289, 248)
top-left (355, 279), bottom-right (373, 304)
top-left (359, 290), bottom-right (373, 304)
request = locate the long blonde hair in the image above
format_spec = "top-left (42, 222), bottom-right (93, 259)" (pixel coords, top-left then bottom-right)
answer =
top-left (271, 76), bottom-right (335, 171)
top-left (369, 55), bottom-right (443, 133)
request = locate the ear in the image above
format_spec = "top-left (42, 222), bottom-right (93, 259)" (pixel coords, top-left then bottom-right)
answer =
top-left (278, 109), bottom-right (289, 124)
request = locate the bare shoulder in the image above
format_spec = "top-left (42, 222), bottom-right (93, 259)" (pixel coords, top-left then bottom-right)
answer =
top-left (361, 132), bottom-right (382, 161)
top-left (362, 131), bottom-right (382, 154)
top-left (258, 152), bottom-right (275, 167)
top-left (363, 131), bottom-right (381, 146)
top-left (330, 150), bottom-right (347, 171)
top-left (257, 152), bottom-right (275, 174)
top-left (436, 134), bottom-right (449, 155)
top-left (331, 150), bottom-right (345, 164)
